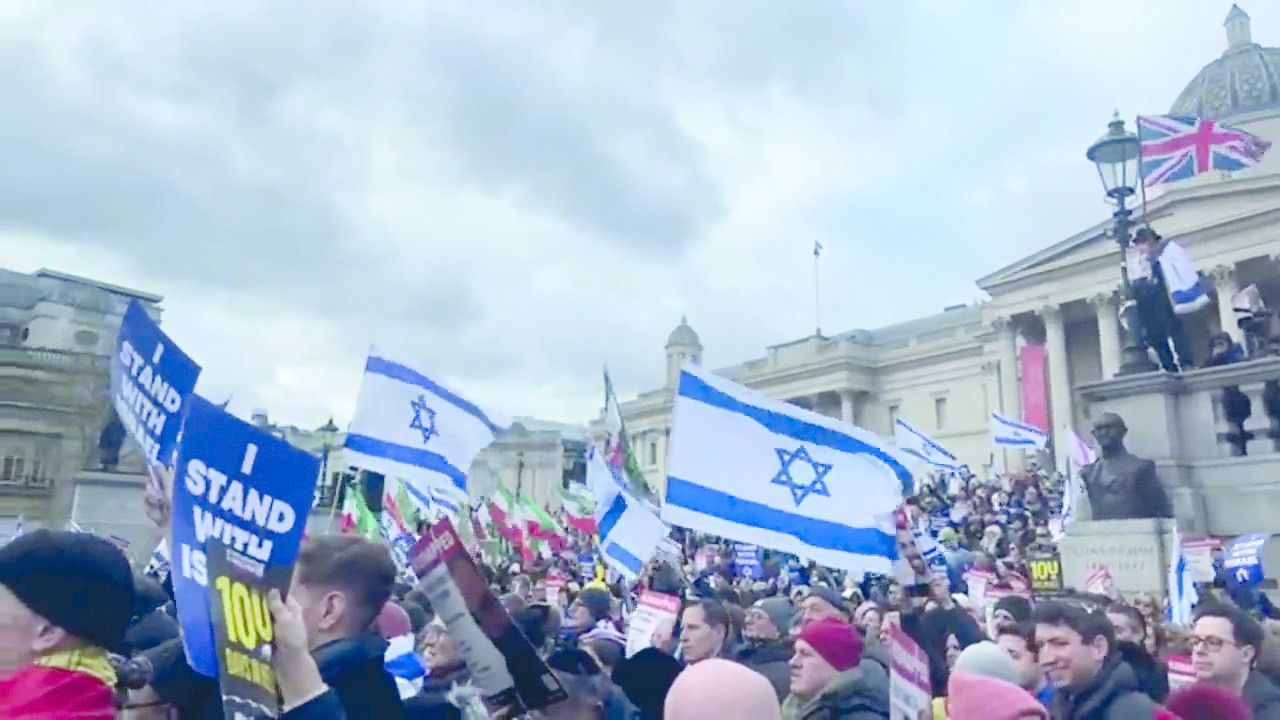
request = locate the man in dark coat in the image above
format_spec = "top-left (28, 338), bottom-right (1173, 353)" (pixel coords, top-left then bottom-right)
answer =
top-left (144, 536), bottom-right (405, 720)
top-left (738, 597), bottom-right (795, 701)
top-left (1032, 601), bottom-right (1160, 720)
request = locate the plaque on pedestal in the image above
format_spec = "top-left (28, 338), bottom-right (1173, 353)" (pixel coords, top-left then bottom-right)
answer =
top-left (1058, 518), bottom-right (1173, 598)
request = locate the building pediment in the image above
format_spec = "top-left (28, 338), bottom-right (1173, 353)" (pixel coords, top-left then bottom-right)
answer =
top-left (979, 173), bottom-right (1280, 295)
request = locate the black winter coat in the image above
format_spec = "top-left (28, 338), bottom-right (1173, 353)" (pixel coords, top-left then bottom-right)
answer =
top-left (738, 638), bottom-right (794, 702)
top-left (1051, 654), bottom-right (1160, 720)
top-left (146, 632), bottom-right (404, 720)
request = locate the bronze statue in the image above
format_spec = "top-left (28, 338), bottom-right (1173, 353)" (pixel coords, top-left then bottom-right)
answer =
top-left (1081, 412), bottom-right (1173, 520)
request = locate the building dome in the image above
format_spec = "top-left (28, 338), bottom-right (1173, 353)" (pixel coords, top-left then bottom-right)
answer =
top-left (1170, 6), bottom-right (1280, 120)
top-left (665, 316), bottom-right (702, 349)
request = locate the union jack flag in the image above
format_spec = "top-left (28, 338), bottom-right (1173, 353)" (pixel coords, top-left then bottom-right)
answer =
top-left (1138, 115), bottom-right (1270, 187)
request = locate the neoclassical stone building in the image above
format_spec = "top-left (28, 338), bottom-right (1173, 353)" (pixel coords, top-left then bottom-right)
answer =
top-left (613, 7), bottom-right (1280, 527)
top-left (0, 268), bottom-right (161, 557)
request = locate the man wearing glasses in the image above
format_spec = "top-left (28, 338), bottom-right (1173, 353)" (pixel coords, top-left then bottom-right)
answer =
top-left (1191, 602), bottom-right (1280, 719)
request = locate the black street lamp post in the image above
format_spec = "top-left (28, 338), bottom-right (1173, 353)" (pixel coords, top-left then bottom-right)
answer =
top-left (1086, 113), bottom-right (1158, 374)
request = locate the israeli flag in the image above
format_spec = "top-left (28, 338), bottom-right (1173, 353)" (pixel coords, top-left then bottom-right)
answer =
top-left (1166, 524), bottom-right (1199, 626)
top-left (893, 418), bottom-right (965, 473)
top-left (345, 351), bottom-right (504, 508)
top-left (384, 634), bottom-right (426, 699)
top-left (990, 413), bottom-right (1048, 450)
top-left (591, 450), bottom-right (668, 580)
top-left (1159, 240), bottom-right (1210, 316)
top-left (662, 366), bottom-right (909, 574)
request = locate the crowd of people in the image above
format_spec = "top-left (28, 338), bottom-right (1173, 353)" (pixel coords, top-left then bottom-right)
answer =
top-left (4, 466), bottom-right (1280, 719)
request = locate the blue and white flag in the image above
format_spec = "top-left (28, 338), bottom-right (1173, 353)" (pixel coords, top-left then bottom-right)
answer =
top-left (1158, 240), bottom-right (1211, 316)
top-left (384, 634), bottom-right (426, 699)
top-left (893, 418), bottom-right (965, 474)
top-left (586, 444), bottom-right (627, 508)
top-left (1167, 523), bottom-right (1199, 626)
top-left (990, 413), bottom-right (1048, 451)
top-left (661, 365), bottom-right (909, 574)
top-left (345, 351), bottom-right (504, 509)
top-left (594, 453), bottom-right (668, 580)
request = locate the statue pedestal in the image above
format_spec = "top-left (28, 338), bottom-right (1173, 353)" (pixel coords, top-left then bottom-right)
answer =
top-left (1058, 518), bottom-right (1174, 598)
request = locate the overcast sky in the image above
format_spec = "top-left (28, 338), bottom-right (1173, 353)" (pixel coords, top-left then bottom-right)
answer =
top-left (3, 1), bottom-right (1272, 430)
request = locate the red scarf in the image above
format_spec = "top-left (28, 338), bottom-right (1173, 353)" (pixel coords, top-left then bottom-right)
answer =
top-left (0, 665), bottom-right (116, 720)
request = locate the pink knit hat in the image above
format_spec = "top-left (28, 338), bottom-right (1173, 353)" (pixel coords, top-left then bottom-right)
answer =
top-left (796, 618), bottom-right (863, 672)
top-left (946, 672), bottom-right (1047, 720)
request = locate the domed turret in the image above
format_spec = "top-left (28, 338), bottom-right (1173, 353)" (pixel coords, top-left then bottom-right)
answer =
top-left (665, 316), bottom-right (702, 388)
top-left (1170, 6), bottom-right (1280, 121)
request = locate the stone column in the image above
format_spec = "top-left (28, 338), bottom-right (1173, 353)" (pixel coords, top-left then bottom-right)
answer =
top-left (993, 317), bottom-right (1023, 471)
top-left (1209, 264), bottom-right (1243, 345)
top-left (838, 390), bottom-right (856, 424)
top-left (1089, 291), bottom-right (1122, 379)
top-left (1041, 304), bottom-right (1073, 462)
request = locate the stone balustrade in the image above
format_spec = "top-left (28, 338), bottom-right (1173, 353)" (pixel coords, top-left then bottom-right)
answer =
top-left (1076, 355), bottom-right (1280, 535)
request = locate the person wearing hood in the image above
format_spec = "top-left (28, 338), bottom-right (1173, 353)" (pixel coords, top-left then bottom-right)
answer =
top-left (0, 530), bottom-right (135, 720)
top-left (782, 618), bottom-right (889, 719)
top-left (739, 597), bottom-right (796, 701)
top-left (1031, 601), bottom-right (1161, 720)
top-left (1191, 602), bottom-right (1280, 720)
top-left (1106, 604), bottom-right (1169, 702)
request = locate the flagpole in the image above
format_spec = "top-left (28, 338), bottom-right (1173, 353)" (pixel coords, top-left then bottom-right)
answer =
top-left (1135, 114), bottom-right (1150, 229)
top-left (813, 239), bottom-right (823, 337)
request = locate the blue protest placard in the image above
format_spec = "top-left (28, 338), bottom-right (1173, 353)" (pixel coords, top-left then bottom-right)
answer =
top-left (111, 300), bottom-right (201, 466)
top-left (170, 395), bottom-right (319, 677)
top-left (734, 542), bottom-right (762, 579)
top-left (1225, 532), bottom-right (1269, 589)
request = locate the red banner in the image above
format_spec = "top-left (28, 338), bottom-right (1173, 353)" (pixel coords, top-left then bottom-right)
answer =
top-left (1019, 343), bottom-right (1049, 433)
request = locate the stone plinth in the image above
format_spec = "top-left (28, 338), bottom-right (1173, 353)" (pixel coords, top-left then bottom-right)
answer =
top-left (1059, 518), bottom-right (1174, 598)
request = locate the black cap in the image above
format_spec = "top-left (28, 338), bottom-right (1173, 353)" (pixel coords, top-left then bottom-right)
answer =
top-left (0, 530), bottom-right (135, 650)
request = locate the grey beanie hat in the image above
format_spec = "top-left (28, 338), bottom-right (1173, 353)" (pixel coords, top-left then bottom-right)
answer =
top-left (751, 597), bottom-right (794, 635)
top-left (952, 641), bottom-right (1018, 685)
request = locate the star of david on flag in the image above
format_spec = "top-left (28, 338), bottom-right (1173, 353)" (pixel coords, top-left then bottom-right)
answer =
top-left (661, 364), bottom-right (909, 575)
top-left (771, 446), bottom-right (831, 506)
top-left (408, 394), bottom-right (438, 444)
top-left (345, 350), bottom-right (505, 511)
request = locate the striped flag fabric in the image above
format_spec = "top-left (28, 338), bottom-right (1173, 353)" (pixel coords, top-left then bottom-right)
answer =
top-left (990, 413), bottom-right (1049, 451)
top-left (893, 418), bottom-right (965, 474)
top-left (562, 483), bottom-right (597, 534)
top-left (345, 350), bottom-right (505, 511)
top-left (661, 365), bottom-right (909, 575)
top-left (1167, 524), bottom-right (1199, 626)
top-left (1138, 115), bottom-right (1270, 188)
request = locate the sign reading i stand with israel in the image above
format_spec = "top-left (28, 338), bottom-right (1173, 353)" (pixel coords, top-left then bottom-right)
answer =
top-left (111, 300), bottom-right (201, 466)
top-left (1225, 533), bottom-right (1269, 589)
top-left (345, 350), bottom-right (504, 513)
top-left (170, 395), bottom-right (320, 677)
top-left (662, 365), bottom-right (907, 575)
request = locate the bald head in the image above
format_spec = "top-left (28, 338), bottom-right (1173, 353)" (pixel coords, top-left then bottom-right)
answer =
top-left (664, 659), bottom-right (781, 720)
top-left (1091, 412), bottom-right (1128, 453)
top-left (1093, 412), bottom-right (1125, 431)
